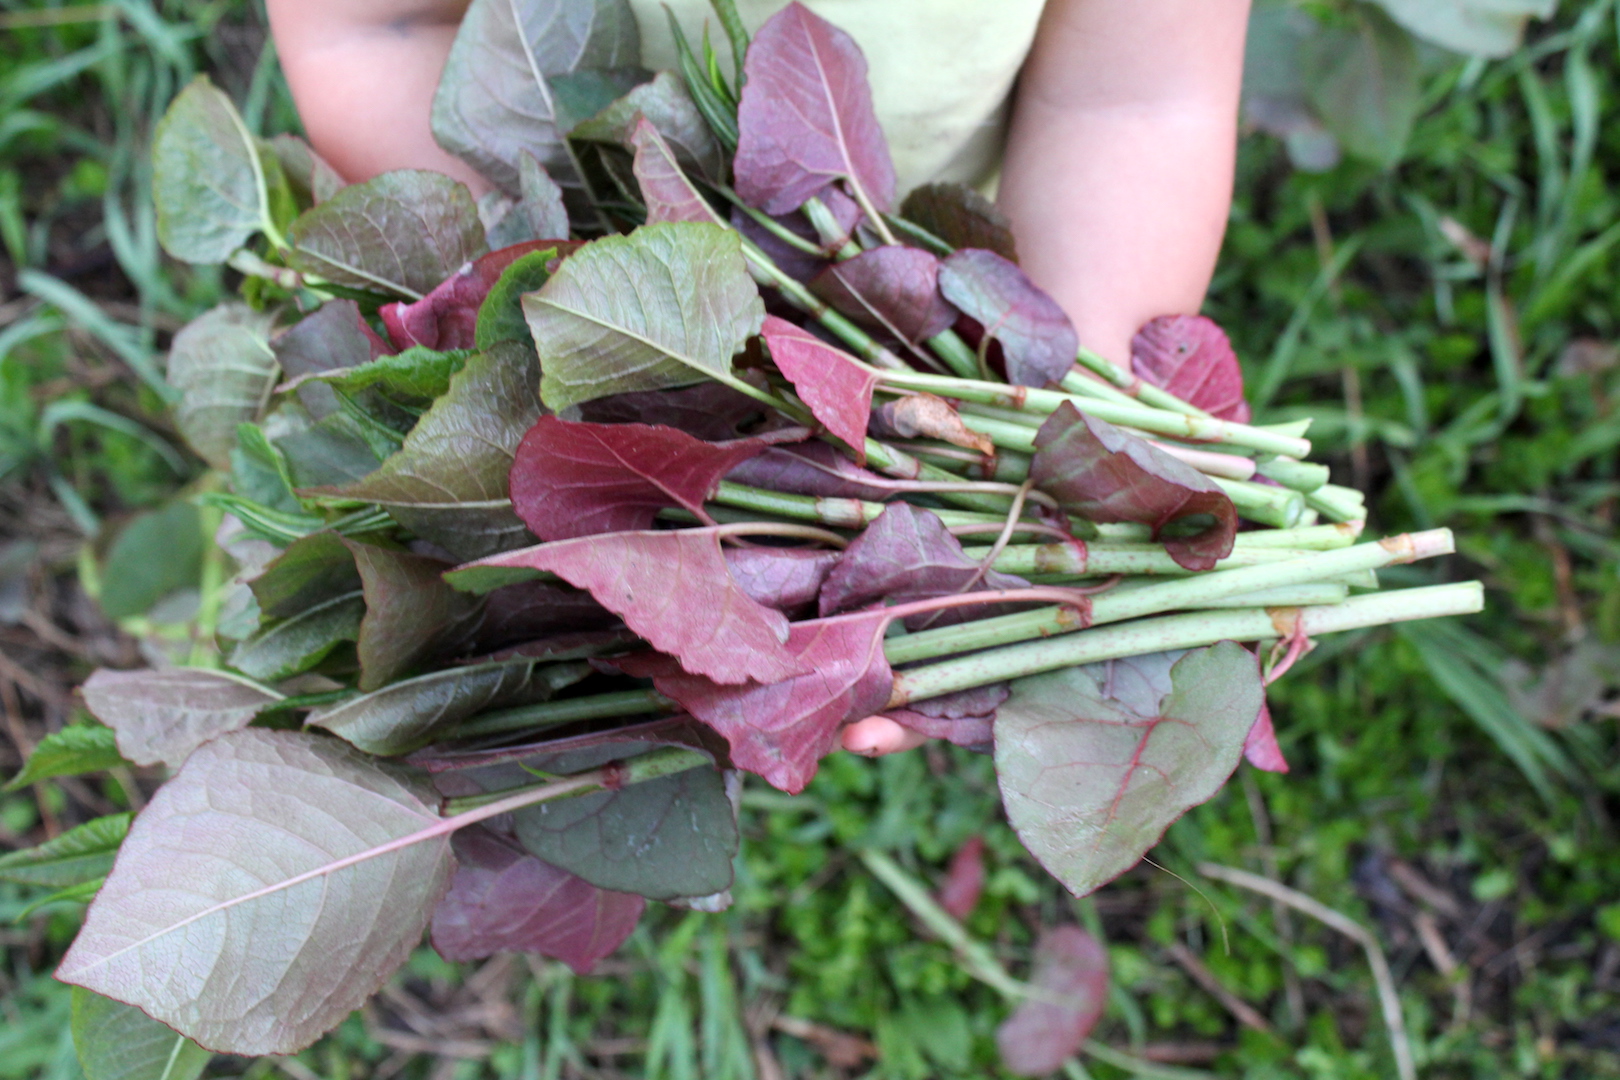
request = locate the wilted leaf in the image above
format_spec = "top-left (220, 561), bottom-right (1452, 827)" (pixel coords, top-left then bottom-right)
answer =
top-left (152, 76), bottom-right (270, 263)
top-left (527, 222), bottom-right (764, 410)
top-left (577, 71), bottom-right (724, 179)
top-left (760, 316), bottom-right (877, 460)
top-left (630, 117), bottom-right (727, 226)
top-left (57, 730), bottom-right (454, 1056)
top-left (938, 249), bottom-right (1077, 388)
top-left (287, 171), bottom-right (488, 299)
top-left (996, 926), bottom-right (1109, 1075)
top-left (870, 394), bottom-right (994, 455)
top-left (937, 836), bottom-right (985, 920)
top-left (459, 528), bottom-right (804, 685)
top-left (274, 300), bottom-right (391, 419)
top-left (510, 417), bottom-right (768, 540)
top-left (1302, 4), bottom-right (1421, 167)
top-left (0, 813), bottom-right (130, 888)
top-left (346, 540), bottom-right (483, 690)
top-left (723, 547), bottom-right (839, 614)
top-left (1372, 0), bottom-right (1554, 57)
top-left (5, 726), bottom-right (127, 792)
top-left (430, 826), bottom-right (644, 972)
top-left (578, 380), bottom-right (766, 440)
top-left (82, 668), bottom-right (282, 769)
top-left (1131, 315), bottom-right (1251, 423)
top-left (1032, 403), bottom-right (1237, 572)
top-left (431, 0), bottom-right (641, 196)
top-left (228, 591), bottom-right (366, 682)
top-left (73, 987), bottom-right (212, 1080)
top-left (996, 644), bottom-right (1264, 896)
top-left (726, 441), bottom-right (895, 502)
top-left (812, 246), bottom-right (958, 347)
top-left (900, 183), bottom-right (1019, 262)
top-left (99, 500), bottom-right (205, 620)
top-left (734, 3), bottom-right (896, 215)
top-left (1245, 700), bottom-right (1289, 773)
top-left (168, 303), bottom-right (279, 470)
top-left (380, 241), bottom-right (560, 351)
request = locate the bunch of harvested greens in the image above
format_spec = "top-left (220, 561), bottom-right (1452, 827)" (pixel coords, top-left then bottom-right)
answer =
top-left (8, 0), bottom-right (1482, 1068)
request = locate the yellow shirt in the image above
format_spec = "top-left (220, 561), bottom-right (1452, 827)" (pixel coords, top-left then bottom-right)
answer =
top-left (629, 0), bottom-right (1047, 195)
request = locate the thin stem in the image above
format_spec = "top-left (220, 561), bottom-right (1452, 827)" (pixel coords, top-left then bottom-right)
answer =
top-left (441, 747), bottom-right (711, 815)
top-left (710, 520), bottom-right (849, 548)
top-left (739, 238), bottom-right (910, 371)
top-left (452, 689), bottom-right (674, 740)
top-left (1068, 351), bottom-right (1210, 419)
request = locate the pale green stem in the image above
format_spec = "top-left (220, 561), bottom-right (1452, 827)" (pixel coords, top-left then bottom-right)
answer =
top-left (1306, 484), bottom-right (1370, 523)
top-left (1255, 456), bottom-right (1331, 493)
top-left (1066, 352), bottom-right (1210, 419)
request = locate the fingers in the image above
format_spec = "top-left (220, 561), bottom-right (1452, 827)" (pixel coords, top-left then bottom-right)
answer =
top-left (841, 715), bottom-right (929, 757)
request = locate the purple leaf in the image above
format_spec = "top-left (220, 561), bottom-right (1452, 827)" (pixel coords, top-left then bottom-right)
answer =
top-left (936, 835), bottom-right (985, 920)
top-left (819, 503), bottom-right (1028, 627)
top-left (733, 2), bottom-right (896, 215)
top-left (380, 241), bottom-right (565, 351)
top-left (274, 300), bottom-right (393, 418)
top-left (81, 668), bottom-right (281, 768)
top-left (995, 643), bottom-right (1265, 896)
top-left (1031, 403), bottom-right (1237, 572)
top-left (810, 246), bottom-right (957, 345)
top-left (1131, 315), bottom-right (1251, 422)
top-left (456, 528), bottom-right (806, 685)
top-left (883, 709), bottom-right (994, 750)
top-left (726, 441), bottom-right (894, 502)
top-left (909, 682), bottom-right (1010, 720)
top-left (723, 547), bottom-right (840, 614)
top-left (578, 380), bottom-right (766, 440)
top-left (938, 249), bottom-right (1077, 388)
top-left (616, 609), bottom-right (894, 793)
top-left (761, 315), bottom-right (877, 460)
top-left (730, 188), bottom-right (861, 282)
top-left (430, 826), bottom-right (644, 973)
top-left (509, 417), bottom-right (769, 541)
top-left (465, 580), bottom-right (621, 654)
top-left (996, 926), bottom-right (1109, 1076)
top-left (1245, 700), bottom-right (1289, 773)
top-left (630, 117), bottom-right (725, 226)
top-left (900, 183), bottom-right (1019, 263)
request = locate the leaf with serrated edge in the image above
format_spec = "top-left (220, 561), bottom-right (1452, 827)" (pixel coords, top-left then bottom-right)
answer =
top-left (527, 222), bottom-right (764, 411)
top-left (995, 926), bottom-right (1109, 1076)
top-left (287, 170), bottom-right (488, 299)
top-left (6, 726), bottom-right (127, 791)
top-left (82, 668), bottom-right (282, 769)
top-left (995, 643), bottom-right (1263, 897)
top-left (152, 76), bottom-right (269, 263)
top-left (73, 987), bottom-right (212, 1080)
top-left (0, 813), bottom-right (130, 888)
top-left (760, 316), bottom-right (877, 461)
top-left (56, 730), bottom-right (454, 1056)
top-left (168, 303), bottom-right (279, 470)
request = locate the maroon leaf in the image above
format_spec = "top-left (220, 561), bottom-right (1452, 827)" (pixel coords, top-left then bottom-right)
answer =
top-left (378, 240), bottom-right (564, 351)
top-left (996, 926), bottom-right (1109, 1076)
top-left (1131, 315), bottom-right (1251, 423)
top-left (630, 117), bottom-right (725, 227)
top-left (730, 188), bottom-right (861, 283)
top-left (461, 579), bottom-right (621, 655)
top-left (809, 246), bottom-right (957, 346)
top-left (455, 528), bottom-right (806, 685)
top-left (345, 539), bottom-right (481, 691)
top-left (760, 315), bottom-right (877, 460)
top-left (509, 417), bottom-right (769, 541)
top-left (883, 710), bottom-right (994, 750)
top-left (578, 380), bottom-right (766, 440)
top-left (938, 249), bottom-right (1077, 388)
top-left (1031, 403), bottom-right (1237, 572)
top-left (273, 300), bottom-right (392, 417)
top-left (431, 826), bottom-right (644, 973)
top-left (936, 836), bottom-right (985, 920)
top-left (723, 547), bottom-right (840, 614)
top-left (910, 683), bottom-right (1010, 720)
top-left (819, 503), bottom-right (1028, 627)
top-left (733, 2), bottom-right (896, 215)
top-left (616, 610), bottom-right (894, 793)
top-left (726, 441), bottom-right (894, 502)
top-left (900, 182), bottom-right (1019, 263)
top-left (1244, 699), bottom-right (1289, 773)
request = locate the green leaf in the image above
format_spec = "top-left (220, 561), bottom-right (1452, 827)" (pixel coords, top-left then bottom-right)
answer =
top-left (485, 154), bottom-right (572, 247)
top-left (264, 133), bottom-right (346, 206)
top-left (99, 499), bottom-right (205, 620)
top-left (1302, 3), bottom-right (1421, 168)
top-left (995, 643), bottom-right (1264, 897)
top-left (73, 988), bottom-right (212, 1080)
top-left (306, 343), bottom-right (541, 560)
top-left (290, 346), bottom-right (470, 403)
top-left (527, 222), bottom-right (764, 410)
top-left (250, 533), bottom-right (362, 618)
top-left (1371, 0), bottom-right (1555, 57)
top-left (82, 668), bottom-right (283, 769)
top-left (151, 76), bottom-right (271, 263)
top-left (476, 248), bottom-right (557, 351)
top-left (0, 812), bottom-right (130, 887)
top-left (166, 302), bottom-right (279, 470)
top-left (286, 170), bottom-right (488, 300)
top-left (571, 70), bottom-right (725, 180)
top-left (346, 538), bottom-right (483, 691)
top-left (231, 423), bottom-right (301, 513)
top-left (17, 877), bottom-right (103, 918)
top-left (276, 412), bottom-right (386, 489)
top-left (57, 730), bottom-right (453, 1056)
top-left (6, 725), bottom-right (128, 791)
top-left (309, 658), bottom-right (588, 756)
top-left (228, 591), bottom-right (366, 682)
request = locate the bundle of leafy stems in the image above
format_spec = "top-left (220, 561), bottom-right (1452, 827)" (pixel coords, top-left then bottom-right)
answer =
top-left (13, 0), bottom-right (1484, 1066)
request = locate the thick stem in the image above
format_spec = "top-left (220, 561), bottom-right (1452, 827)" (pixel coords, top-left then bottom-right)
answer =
top-left (452, 689), bottom-right (674, 739)
top-left (974, 544), bottom-right (1327, 578)
top-left (1066, 353), bottom-right (1209, 418)
top-left (1255, 456), bottom-right (1331, 493)
top-left (1306, 484), bottom-right (1369, 523)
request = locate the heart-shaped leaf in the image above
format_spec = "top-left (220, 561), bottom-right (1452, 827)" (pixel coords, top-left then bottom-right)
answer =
top-left (57, 730), bottom-right (454, 1056)
top-left (82, 668), bottom-right (282, 768)
top-left (1131, 315), bottom-right (1251, 423)
top-left (168, 303), bottom-right (279, 470)
top-left (152, 76), bottom-right (272, 263)
top-left (900, 182), bottom-right (1019, 263)
top-left (72, 987), bottom-right (212, 1080)
top-left (630, 117), bottom-right (727, 226)
top-left (810, 246), bottom-right (957, 346)
top-left (995, 643), bottom-right (1264, 896)
top-left (761, 315), bottom-right (878, 459)
top-left (379, 241), bottom-right (561, 351)
top-left (938, 248), bottom-right (1077, 388)
top-left (996, 926), bottom-right (1109, 1076)
top-left (0, 813), bottom-right (130, 888)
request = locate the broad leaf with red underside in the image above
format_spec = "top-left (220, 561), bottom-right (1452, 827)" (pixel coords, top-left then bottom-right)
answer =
top-left (723, 547), bottom-right (839, 614)
top-left (509, 417), bottom-right (769, 541)
top-left (726, 441), bottom-right (894, 502)
top-left (630, 118), bottom-right (725, 227)
top-left (938, 248), bottom-right (1077, 388)
top-left (996, 925), bottom-right (1110, 1076)
top-left (733, 2), bottom-right (896, 215)
top-left (819, 503), bottom-right (1028, 628)
top-left (937, 836), bottom-right (985, 921)
top-left (578, 380), bottom-right (765, 441)
top-left (760, 315), bottom-right (877, 459)
top-left (810, 246), bottom-right (957, 346)
top-left (1131, 315), bottom-right (1251, 422)
top-left (1245, 699), bottom-right (1289, 773)
top-left (456, 528), bottom-right (805, 685)
top-left (430, 826), bottom-right (644, 973)
top-left (995, 643), bottom-right (1264, 896)
top-left (380, 241), bottom-right (563, 351)
top-left (616, 610), bottom-right (894, 794)
top-left (1032, 402), bottom-right (1237, 572)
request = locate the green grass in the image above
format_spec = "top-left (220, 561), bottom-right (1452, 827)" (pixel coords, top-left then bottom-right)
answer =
top-left (4, 2), bottom-right (1620, 1078)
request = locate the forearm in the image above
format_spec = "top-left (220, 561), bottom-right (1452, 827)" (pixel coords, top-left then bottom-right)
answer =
top-left (998, 0), bottom-right (1251, 366)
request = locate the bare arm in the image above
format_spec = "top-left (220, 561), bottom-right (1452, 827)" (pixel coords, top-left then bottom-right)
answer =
top-left (997, 0), bottom-right (1252, 366)
top-left (265, 0), bottom-right (485, 189)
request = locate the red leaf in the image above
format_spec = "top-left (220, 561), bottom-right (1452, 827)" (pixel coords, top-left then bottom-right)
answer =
top-left (1244, 699), bottom-right (1289, 773)
top-left (910, 683), bottom-right (1010, 720)
top-left (630, 117), bottom-right (725, 227)
top-left (996, 926), bottom-right (1109, 1076)
top-left (936, 836), bottom-right (985, 920)
top-left (1031, 402), bottom-right (1237, 572)
top-left (884, 710), bottom-right (995, 749)
top-left (809, 246), bottom-right (957, 345)
top-left (578, 380), bottom-right (767, 441)
top-left (761, 315), bottom-right (877, 460)
top-left (509, 417), bottom-right (770, 541)
top-left (726, 442), bottom-right (895, 502)
top-left (938, 249), bottom-right (1078, 388)
top-left (431, 826), bottom-right (643, 974)
top-left (617, 610), bottom-right (894, 793)
top-left (734, 2), bottom-right (896, 215)
top-left (723, 547), bottom-right (840, 614)
top-left (457, 528), bottom-right (806, 685)
top-left (379, 240), bottom-right (570, 350)
top-left (1131, 315), bottom-right (1251, 423)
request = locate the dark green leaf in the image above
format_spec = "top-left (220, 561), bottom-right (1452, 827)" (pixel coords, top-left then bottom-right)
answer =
top-left (230, 423), bottom-right (301, 513)
top-left (82, 668), bottom-right (283, 768)
top-left (476, 248), bottom-right (557, 350)
top-left (167, 303), bottom-right (279, 470)
top-left (151, 76), bottom-right (270, 263)
top-left (250, 532), bottom-right (362, 618)
top-left (264, 133), bottom-right (346, 205)
top-left (99, 500), bottom-right (205, 620)
top-left (346, 539), bottom-right (483, 691)
top-left (276, 412), bottom-right (385, 488)
top-left (228, 592), bottom-right (366, 682)
top-left (0, 813), bottom-right (130, 887)
top-left (6, 725), bottom-right (128, 791)
top-left (73, 987), bottom-right (212, 1080)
